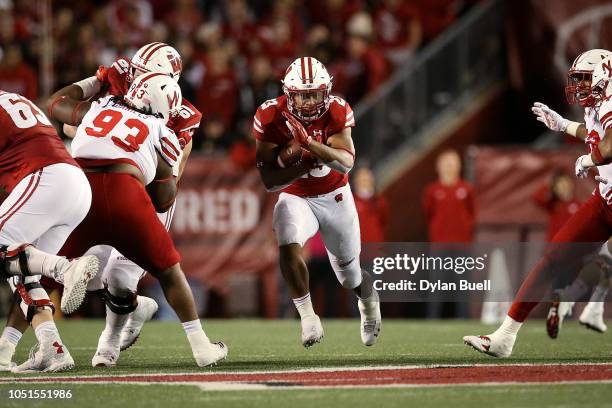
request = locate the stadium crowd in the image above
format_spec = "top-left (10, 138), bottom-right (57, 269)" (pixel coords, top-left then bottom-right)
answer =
top-left (0, 0), bottom-right (477, 158)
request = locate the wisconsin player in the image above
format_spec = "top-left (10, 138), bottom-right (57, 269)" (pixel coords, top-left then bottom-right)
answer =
top-left (0, 90), bottom-right (99, 373)
top-left (464, 51), bottom-right (612, 357)
top-left (42, 73), bottom-right (227, 368)
top-left (254, 57), bottom-right (381, 347)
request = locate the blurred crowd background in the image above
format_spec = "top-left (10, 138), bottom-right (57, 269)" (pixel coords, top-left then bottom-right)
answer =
top-left (0, 0), bottom-right (610, 320)
top-left (0, 0), bottom-right (479, 157)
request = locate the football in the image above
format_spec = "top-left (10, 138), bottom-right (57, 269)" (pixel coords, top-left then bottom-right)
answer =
top-left (277, 140), bottom-right (303, 168)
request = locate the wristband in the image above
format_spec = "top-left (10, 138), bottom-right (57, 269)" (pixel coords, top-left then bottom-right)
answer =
top-left (565, 121), bottom-right (581, 137)
top-left (73, 76), bottom-right (102, 99)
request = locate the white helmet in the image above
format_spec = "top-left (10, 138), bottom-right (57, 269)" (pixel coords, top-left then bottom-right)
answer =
top-left (591, 56), bottom-right (612, 106)
top-left (565, 48), bottom-right (612, 107)
top-left (130, 42), bottom-right (182, 83)
top-left (124, 72), bottom-right (182, 123)
top-left (282, 57), bottom-right (333, 121)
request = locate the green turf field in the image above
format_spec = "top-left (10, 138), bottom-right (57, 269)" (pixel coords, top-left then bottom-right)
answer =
top-left (0, 319), bottom-right (611, 407)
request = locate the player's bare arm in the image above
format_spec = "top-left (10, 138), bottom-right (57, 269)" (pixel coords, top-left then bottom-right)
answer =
top-left (46, 84), bottom-right (92, 126)
top-left (177, 138), bottom-right (193, 181)
top-left (147, 151), bottom-right (178, 213)
top-left (256, 139), bottom-right (310, 192)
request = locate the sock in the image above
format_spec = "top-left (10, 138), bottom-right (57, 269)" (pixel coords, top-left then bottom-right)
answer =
top-left (495, 315), bottom-right (522, 337)
top-left (182, 320), bottom-right (211, 351)
top-left (34, 321), bottom-right (61, 344)
top-left (561, 279), bottom-right (590, 301)
top-left (1, 327), bottom-right (22, 347)
top-left (293, 293), bottom-right (315, 319)
top-left (589, 284), bottom-right (609, 303)
top-left (5, 245), bottom-right (69, 281)
top-left (101, 305), bottom-right (130, 345)
top-left (357, 289), bottom-right (380, 320)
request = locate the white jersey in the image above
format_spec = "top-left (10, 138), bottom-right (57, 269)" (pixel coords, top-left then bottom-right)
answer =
top-left (71, 96), bottom-right (181, 185)
top-left (585, 99), bottom-right (612, 202)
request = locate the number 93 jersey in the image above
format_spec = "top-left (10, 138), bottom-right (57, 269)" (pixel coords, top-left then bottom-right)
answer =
top-left (71, 96), bottom-right (182, 185)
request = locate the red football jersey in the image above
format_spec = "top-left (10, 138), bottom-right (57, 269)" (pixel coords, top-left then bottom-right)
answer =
top-left (0, 91), bottom-right (77, 192)
top-left (253, 94), bottom-right (355, 197)
top-left (106, 57), bottom-right (201, 148)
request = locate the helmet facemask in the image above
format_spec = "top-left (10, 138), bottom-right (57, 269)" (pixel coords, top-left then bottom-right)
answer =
top-left (565, 70), bottom-right (595, 107)
top-left (284, 85), bottom-right (331, 122)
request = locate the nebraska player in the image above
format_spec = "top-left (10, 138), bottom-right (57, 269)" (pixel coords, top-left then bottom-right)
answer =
top-left (464, 50), bottom-right (612, 357)
top-left (51, 43), bottom-right (201, 365)
top-left (0, 90), bottom-right (99, 373)
top-left (255, 57), bottom-right (381, 347)
top-left (42, 73), bottom-right (227, 368)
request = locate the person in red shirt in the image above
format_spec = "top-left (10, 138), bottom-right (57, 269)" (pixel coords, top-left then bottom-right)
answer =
top-left (352, 166), bottom-right (388, 243)
top-left (0, 46), bottom-right (38, 102)
top-left (422, 149), bottom-right (476, 243)
top-left (532, 171), bottom-right (581, 241)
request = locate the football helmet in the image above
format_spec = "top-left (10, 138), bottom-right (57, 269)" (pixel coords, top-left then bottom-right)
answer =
top-left (591, 56), bottom-right (612, 105)
top-left (282, 57), bottom-right (333, 121)
top-left (125, 72), bottom-right (182, 123)
top-left (129, 42), bottom-right (182, 83)
top-left (565, 49), bottom-right (612, 107)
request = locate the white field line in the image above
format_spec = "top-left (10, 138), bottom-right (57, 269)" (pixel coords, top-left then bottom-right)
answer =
top-left (0, 362), bottom-right (611, 382)
top-left (0, 379), bottom-right (611, 391)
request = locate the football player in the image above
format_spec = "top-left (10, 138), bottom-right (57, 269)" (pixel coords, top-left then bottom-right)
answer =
top-left (254, 57), bottom-right (381, 347)
top-left (0, 43), bottom-right (203, 369)
top-left (41, 73), bottom-right (227, 368)
top-left (464, 50), bottom-right (612, 357)
top-left (0, 90), bottom-right (100, 373)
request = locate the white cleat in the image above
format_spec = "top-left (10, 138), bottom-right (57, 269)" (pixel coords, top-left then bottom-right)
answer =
top-left (12, 341), bottom-right (74, 373)
top-left (60, 255), bottom-right (100, 314)
top-left (92, 347), bottom-right (119, 367)
top-left (301, 314), bottom-right (324, 348)
top-left (358, 292), bottom-right (381, 346)
top-left (579, 302), bottom-right (607, 333)
top-left (463, 331), bottom-right (516, 358)
top-left (193, 341), bottom-right (228, 367)
top-left (120, 296), bottom-right (158, 351)
top-left (0, 338), bottom-right (16, 371)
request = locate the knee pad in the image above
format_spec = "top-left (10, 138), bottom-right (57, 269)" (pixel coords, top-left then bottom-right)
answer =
top-left (329, 255), bottom-right (363, 289)
top-left (0, 244), bottom-right (33, 279)
top-left (9, 276), bottom-right (54, 323)
top-left (99, 286), bottom-right (137, 315)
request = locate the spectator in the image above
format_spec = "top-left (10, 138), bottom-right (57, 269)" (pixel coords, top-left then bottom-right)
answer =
top-left (0, 45), bottom-right (37, 101)
top-left (229, 121), bottom-right (257, 170)
top-left (196, 45), bottom-right (239, 130)
top-left (532, 171), bottom-right (581, 241)
top-left (238, 55), bottom-right (281, 119)
top-left (422, 149), bottom-right (476, 243)
top-left (352, 166), bottom-right (388, 243)
top-left (201, 116), bottom-right (231, 154)
top-left (373, 0), bottom-right (423, 65)
top-left (330, 12), bottom-right (390, 104)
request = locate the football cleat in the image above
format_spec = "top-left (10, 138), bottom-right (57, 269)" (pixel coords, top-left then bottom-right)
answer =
top-left (463, 331), bottom-right (516, 358)
top-left (0, 338), bottom-right (16, 371)
top-left (12, 341), bottom-right (74, 373)
top-left (60, 255), bottom-right (100, 314)
top-left (579, 302), bottom-right (607, 333)
top-left (546, 294), bottom-right (575, 339)
top-left (120, 296), bottom-right (158, 351)
top-left (92, 347), bottom-right (119, 367)
top-left (301, 314), bottom-right (324, 348)
top-left (192, 341), bottom-right (228, 367)
top-left (358, 292), bottom-right (381, 346)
